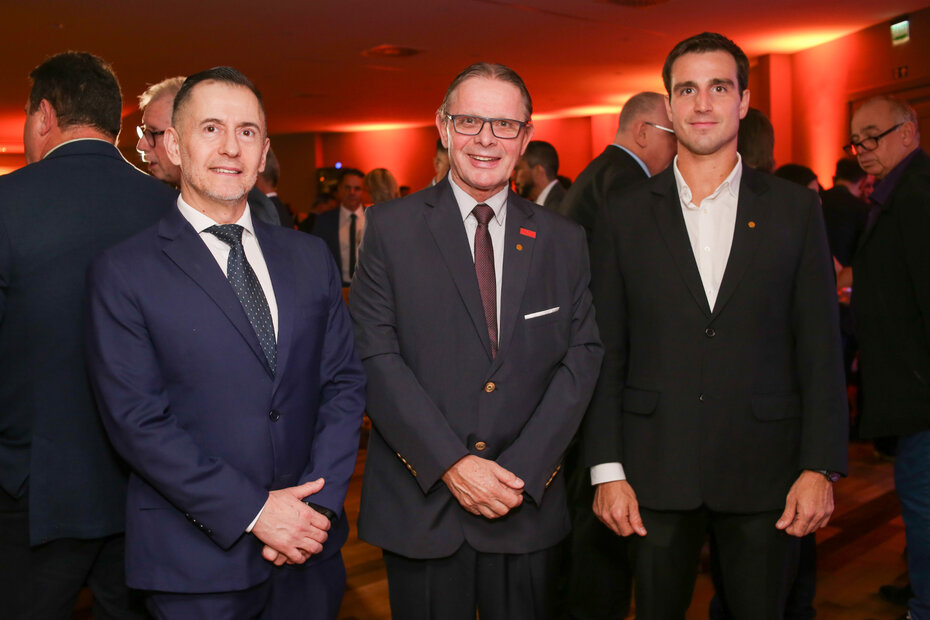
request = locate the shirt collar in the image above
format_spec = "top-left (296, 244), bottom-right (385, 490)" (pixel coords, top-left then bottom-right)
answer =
top-left (614, 144), bottom-right (651, 178)
top-left (672, 153), bottom-right (743, 210)
top-left (450, 176), bottom-right (508, 225)
top-left (176, 195), bottom-right (256, 236)
top-left (869, 147), bottom-right (922, 206)
top-left (535, 178), bottom-right (560, 205)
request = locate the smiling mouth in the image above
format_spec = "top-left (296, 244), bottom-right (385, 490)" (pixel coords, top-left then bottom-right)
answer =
top-left (469, 154), bottom-right (499, 163)
top-left (212, 167), bottom-right (241, 175)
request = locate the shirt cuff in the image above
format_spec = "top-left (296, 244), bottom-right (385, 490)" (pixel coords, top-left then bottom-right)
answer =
top-left (245, 503), bottom-right (266, 533)
top-left (590, 462), bottom-right (626, 485)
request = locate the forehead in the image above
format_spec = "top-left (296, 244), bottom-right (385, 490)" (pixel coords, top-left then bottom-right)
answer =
top-left (142, 95), bottom-right (173, 126)
top-left (669, 50), bottom-right (738, 86)
top-left (180, 80), bottom-right (264, 126)
top-left (448, 77), bottom-right (526, 119)
top-left (339, 174), bottom-right (363, 188)
top-left (851, 101), bottom-right (893, 135)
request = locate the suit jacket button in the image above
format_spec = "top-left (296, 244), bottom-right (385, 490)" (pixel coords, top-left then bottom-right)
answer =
top-left (475, 441), bottom-right (487, 451)
top-left (705, 328), bottom-right (716, 337)
top-left (269, 410), bottom-right (281, 421)
top-left (484, 382), bottom-right (496, 393)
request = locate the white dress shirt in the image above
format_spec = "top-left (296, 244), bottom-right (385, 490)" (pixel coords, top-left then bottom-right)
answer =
top-left (590, 155), bottom-right (743, 485)
top-left (338, 205), bottom-right (365, 283)
top-left (450, 177), bottom-right (506, 333)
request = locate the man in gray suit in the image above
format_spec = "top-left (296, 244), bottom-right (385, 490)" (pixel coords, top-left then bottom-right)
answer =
top-left (350, 62), bottom-right (602, 619)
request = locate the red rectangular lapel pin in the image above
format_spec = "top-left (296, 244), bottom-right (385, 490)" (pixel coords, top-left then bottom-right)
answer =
top-left (519, 228), bottom-right (536, 238)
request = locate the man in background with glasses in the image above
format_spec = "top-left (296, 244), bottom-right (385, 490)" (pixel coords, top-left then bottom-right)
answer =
top-left (0, 51), bottom-right (174, 619)
top-left (561, 91), bottom-right (677, 244)
top-left (849, 95), bottom-right (930, 620)
top-left (350, 62), bottom-right (602, 619)
top-left (135, 76), bottom-right (284, 227)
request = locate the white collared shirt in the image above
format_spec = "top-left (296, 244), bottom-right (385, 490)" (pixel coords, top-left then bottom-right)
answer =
top-left (449, 178), bottom-right (506, 333)
top-left (535, 179), bottom-right (560, 206)
top-left (338, 205), bottom-right (365, 283)
top-left (590, 154), bottom-right (743, 486)
top-left (176, 196), bottom-right (279, 337)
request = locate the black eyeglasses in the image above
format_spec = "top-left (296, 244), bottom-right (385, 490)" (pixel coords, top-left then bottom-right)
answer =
top-left (644, 121), bottom-right (675, 135)
top-left (445, 114), bottom-right (529, 139)
top-left (136, 125), bottom-right (166, 148)
top-left (843, 123), bottom-right (902, 156)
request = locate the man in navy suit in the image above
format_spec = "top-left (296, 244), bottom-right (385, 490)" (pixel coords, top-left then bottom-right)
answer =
top-left (312, 168), bottom-right (365, 285)
top-left (0, 52), bottom-right (175, 619)
top-left (86, 67), bottom-right (365, 619)
top-left (350, 62), bottom-right (602, 619)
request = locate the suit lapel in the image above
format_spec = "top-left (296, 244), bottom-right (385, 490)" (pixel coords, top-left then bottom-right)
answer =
top-left (423, 182), bottom-right (494, 360)
top-left (651, 172), bottom-right (712, 318)
top-left (494, 194), bottom-right (535, 369)
top-left (255, 220), bottom-right (295, 392)
top-left (159, 208), bottom-right (273, 377)
top-left (712, 168), bottom-right (768, 317)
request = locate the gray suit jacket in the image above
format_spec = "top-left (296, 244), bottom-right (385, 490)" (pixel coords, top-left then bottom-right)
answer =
top-left (349, 179), bottom-right (602, 558)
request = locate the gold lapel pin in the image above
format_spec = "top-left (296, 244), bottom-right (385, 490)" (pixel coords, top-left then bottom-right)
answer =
top-left (516, 243), bottom-right (524, 251)
top-left (748, 221), bottom-right (756, 228)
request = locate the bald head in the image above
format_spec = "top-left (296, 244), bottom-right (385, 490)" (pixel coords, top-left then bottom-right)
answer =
top-left (615, 92), bottom-right (677, 176)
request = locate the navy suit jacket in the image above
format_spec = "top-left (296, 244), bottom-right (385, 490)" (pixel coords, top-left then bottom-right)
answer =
top-left (0, 139), bottom-right (174, 544)
top-left (85, 205), bottom-right (365, 592)
top-left (349, 180), bottom-right (603, 558)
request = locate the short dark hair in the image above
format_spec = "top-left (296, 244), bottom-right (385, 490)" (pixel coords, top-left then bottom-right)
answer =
top-left (775, 163), bottom-right (818, 188)
top-left (737, 108), bottom-right (775, 173)
top-left (338, 168), bottom-right (364, 184)
top-left (662, 32), bottom-right (749, 96)
top-left (834, 157), bottom-right (866, 183)
top-left (28, 51), bottom-right (122, 138)
top-left (523, 140), bottom-right (559, 179)
top-left (438, 62), bottom-right (532, 120)
top-left (173, 66), bottom-right (265, 130)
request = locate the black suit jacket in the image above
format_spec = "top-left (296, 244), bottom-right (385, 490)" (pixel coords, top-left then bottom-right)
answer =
top-left (820, 186), bottom-right (868, 266)
top-left (268, 194), bottom-right (295, 228)
top-left (582, 166), bottom-right (848, 512)
top-left (0, 140), bottom-right (175, 544)
top-left (560, 146), bottom-right (649, 242)
top-left (542, 180), bottom-right (567, 212)
top-left (349, 180), bottom-right (602, 558)
top-left (853, 149), bottom-right (930, 438)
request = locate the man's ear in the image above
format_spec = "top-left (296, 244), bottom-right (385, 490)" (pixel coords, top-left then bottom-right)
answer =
top-left (436, 114), bottom-right (450, 149)
top-left (164, 126), bottom-right (182, 166)
top-left (36, 99), bottom-right (56, 136)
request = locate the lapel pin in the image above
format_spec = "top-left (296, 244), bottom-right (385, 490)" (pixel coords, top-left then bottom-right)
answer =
top-left (748, 221), bottom-right (756, 228)
top-left (516, 243), bottom-right (523, 251)
top-left (519, 228), bottom-right (536, 238)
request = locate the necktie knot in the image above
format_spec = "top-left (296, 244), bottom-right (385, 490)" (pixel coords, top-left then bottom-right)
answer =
top-left (472, 204), bottom-right (494, 227)
top-left (207, 224), bottom-right (245, 248)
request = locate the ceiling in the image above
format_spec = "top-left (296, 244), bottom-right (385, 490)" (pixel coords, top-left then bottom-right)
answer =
top-left (0, 0), bottom-right (926, 153)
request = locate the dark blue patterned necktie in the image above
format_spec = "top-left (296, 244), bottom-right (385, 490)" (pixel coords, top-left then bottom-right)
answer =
top-left (206, 224), bottom-right (277, 374)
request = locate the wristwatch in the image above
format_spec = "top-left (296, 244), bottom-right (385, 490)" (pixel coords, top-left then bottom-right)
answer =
top-left (306, 501), bottom-right (338, 525)
top-left (814, 469), bottom-right (842, 483)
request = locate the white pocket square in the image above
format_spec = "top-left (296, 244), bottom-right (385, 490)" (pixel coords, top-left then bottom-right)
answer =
top-left (524, 307), bottom-right (560, 320)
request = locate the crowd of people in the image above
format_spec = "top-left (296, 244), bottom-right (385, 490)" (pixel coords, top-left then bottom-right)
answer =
top-left (0, 28), bottom-right (926, 620)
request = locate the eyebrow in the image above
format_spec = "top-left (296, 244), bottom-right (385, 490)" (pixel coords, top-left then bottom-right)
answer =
top-left (672, 77), bottom-right (735, 91)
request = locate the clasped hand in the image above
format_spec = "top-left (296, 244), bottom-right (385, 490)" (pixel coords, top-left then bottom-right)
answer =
top-left (251, 478), bottom-right (331, 566)
top-left (442, 455), bottom-right (524, 519)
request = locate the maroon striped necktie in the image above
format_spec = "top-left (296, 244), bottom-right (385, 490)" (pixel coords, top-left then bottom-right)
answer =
top-left (472, 204), bottom-right (497, 358)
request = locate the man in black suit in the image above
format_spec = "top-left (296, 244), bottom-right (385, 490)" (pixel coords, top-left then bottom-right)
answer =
top-left (312, 168), bottom-right (365, 285)
top-left (583, 33), bottom-right (847, 619)
top-left (0, 52), bottom-right (175, 618)
top-left (849, 95), bottom-right (930, 620)
top-left (560, 91), bottom-right (677, 241)
top-left (820, 157), bottom-right (869, 267)
top-left (349, 62), bottom-right (602, 619)
top-left (512, 140), bottom-right (567, 211)
top-left (136, 76), bottom-right (284, 228)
